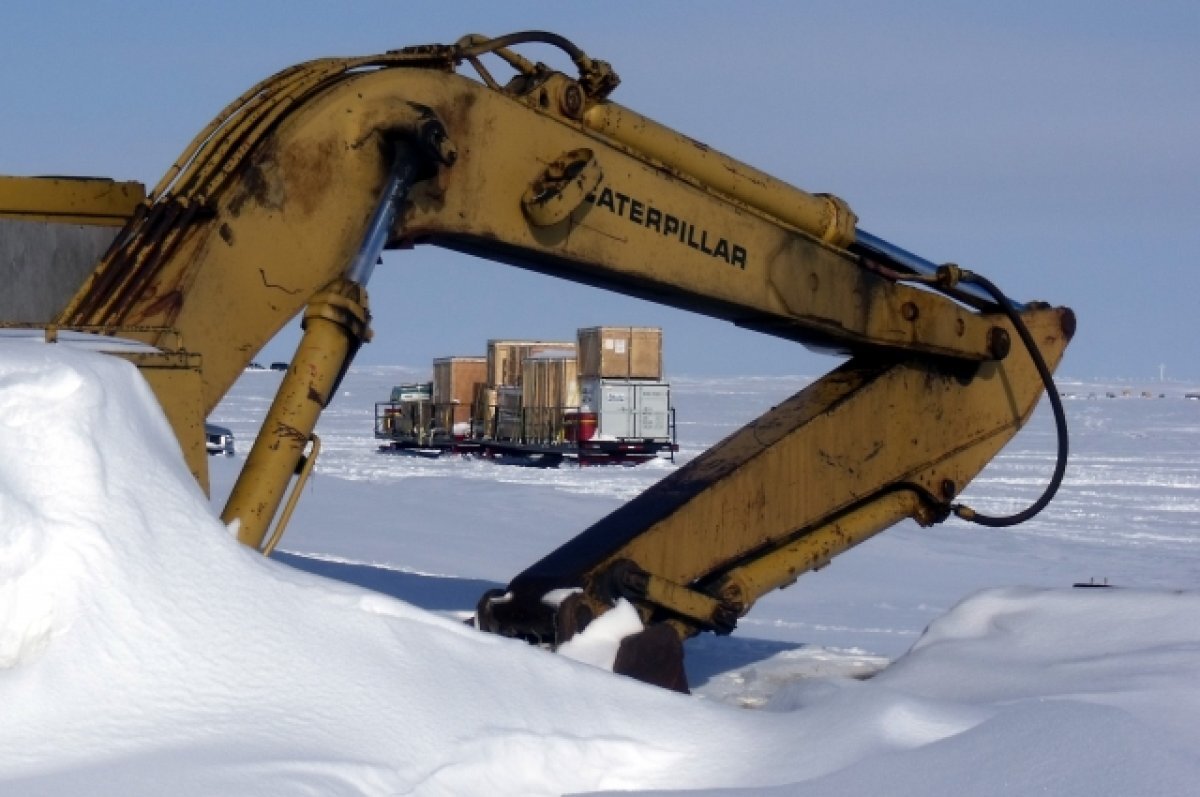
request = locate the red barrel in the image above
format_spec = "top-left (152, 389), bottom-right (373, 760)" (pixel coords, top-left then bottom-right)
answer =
top-left (576, 411), bottom-right (597, 442)
top-left (565, 410), bottom-right (599, 442)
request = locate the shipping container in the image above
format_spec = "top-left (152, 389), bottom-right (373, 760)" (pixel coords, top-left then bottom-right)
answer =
top-left (579, 378), bottom-right (672, 440)
top-left (486, 339), bottom-right (575, 387)
top-left (576, 326), bottom-right (662, 379)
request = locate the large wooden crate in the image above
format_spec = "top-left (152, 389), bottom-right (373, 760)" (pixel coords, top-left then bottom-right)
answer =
top-left (577, 326), bottom-right (662, 379)
top-left (521, 356), bottom-right (580, 410)
top-left (521, 355), bottom-right (580, 443)
top-left (433, 356), bottom-right (486, 429)
top-left (486, 339), bottom-right (574, 387)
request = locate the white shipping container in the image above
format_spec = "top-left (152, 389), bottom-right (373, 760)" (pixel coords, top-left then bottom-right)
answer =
top-left (580, 378), bottom-right (671, 440)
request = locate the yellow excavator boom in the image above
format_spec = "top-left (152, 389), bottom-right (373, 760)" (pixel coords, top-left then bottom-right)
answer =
top-left (1, 32), bottom-right (1074, 690)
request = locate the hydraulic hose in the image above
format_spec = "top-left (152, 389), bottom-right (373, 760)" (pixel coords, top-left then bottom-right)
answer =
top-left (454, 31), bottom-right (620, 99)
top-left (947, 269), bottom-right (1070, 527)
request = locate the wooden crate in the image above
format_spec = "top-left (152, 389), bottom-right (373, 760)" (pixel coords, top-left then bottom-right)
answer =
top-left (433, 356), bottom-right (486, 429)
top-left (576, 326), bottom-right (662, 379)
top-left (486, 339), bottom-right (574, 387)
top-left (380, 399), bottom-right (432, 437)
top-left (521, 356), bottom-right (580, 410)
top-left (521, 356), bottom-right (580, 443)
top-left (494, 386), bottom-right (524, 441)
top-left (473, 386), bottom-right (499, 437)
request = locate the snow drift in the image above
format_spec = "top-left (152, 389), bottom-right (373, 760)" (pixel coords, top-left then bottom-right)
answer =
top-left (1, 341), bottom-right (1198, 795)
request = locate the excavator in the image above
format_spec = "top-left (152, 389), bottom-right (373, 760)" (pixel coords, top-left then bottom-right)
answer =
top-left (0, 32), bottom-right (1074, 691)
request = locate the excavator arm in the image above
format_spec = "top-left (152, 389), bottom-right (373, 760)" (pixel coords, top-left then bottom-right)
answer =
top-left (44, 33), bottom-right (1073, 689)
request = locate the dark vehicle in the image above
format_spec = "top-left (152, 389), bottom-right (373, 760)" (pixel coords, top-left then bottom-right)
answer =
top-left (269, 362), bottom-right (288, 372)
top-left (204, 423), bottom-right (235, 456)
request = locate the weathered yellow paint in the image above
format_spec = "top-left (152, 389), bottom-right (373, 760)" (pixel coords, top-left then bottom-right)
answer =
top-left (0, 175), bottom-right (144, 225)
top-left (222, 279), bottom-right (371, 550)
top-left (116, 349), bottom-right (208, 492)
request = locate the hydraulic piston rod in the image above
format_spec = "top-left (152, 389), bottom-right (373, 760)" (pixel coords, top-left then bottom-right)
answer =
top-left (345, 151), bottom-right (421, 285)
top-left (222, 151), bottom-right (419, 550)
top-left (852, 228), bottom-right (1000, 307)
top-left (582, 102), bottom-right (857, 248)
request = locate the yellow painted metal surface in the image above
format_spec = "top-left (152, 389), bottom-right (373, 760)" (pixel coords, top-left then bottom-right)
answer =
top-left (496, 307), bottom-right (1072, 640)
top-left (0, 176), bottom-right (144, 225)
top-left (223, 279), bottom-right (371, 549)
top-left (116, 350), bottom-right (208, 492)
top-left (581, 102), bottom-right (857, 247)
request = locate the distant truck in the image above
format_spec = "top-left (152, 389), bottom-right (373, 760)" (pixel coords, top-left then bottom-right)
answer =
top-left (204, 423), bottom-right (235, 457)
top-left (375, 327), bottom-right (677, 465)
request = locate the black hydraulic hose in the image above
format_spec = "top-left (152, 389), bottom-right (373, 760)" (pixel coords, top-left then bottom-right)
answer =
top-left (454, 31), bottom-right (620, 99)
top-left (950, 270), bottom-right (1070, 527)
top-left (457, 31), bottom-right (588, 62)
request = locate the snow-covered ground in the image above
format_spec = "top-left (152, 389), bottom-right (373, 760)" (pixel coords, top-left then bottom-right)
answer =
top-left (2, 342), bottom-right (1199, 795)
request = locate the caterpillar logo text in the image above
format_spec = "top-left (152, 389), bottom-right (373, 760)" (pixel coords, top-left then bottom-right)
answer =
top-left (584, 186), bottom-right (748, 269)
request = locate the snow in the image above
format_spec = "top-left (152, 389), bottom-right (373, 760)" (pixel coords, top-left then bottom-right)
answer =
top-left (2, 342), bottom-right (1199, 795)
top-left (556, 599), bottom-right (644, 671)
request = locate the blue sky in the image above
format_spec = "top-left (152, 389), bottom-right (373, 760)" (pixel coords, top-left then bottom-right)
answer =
top-left (5, 2), bottom-right (1197, 379)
